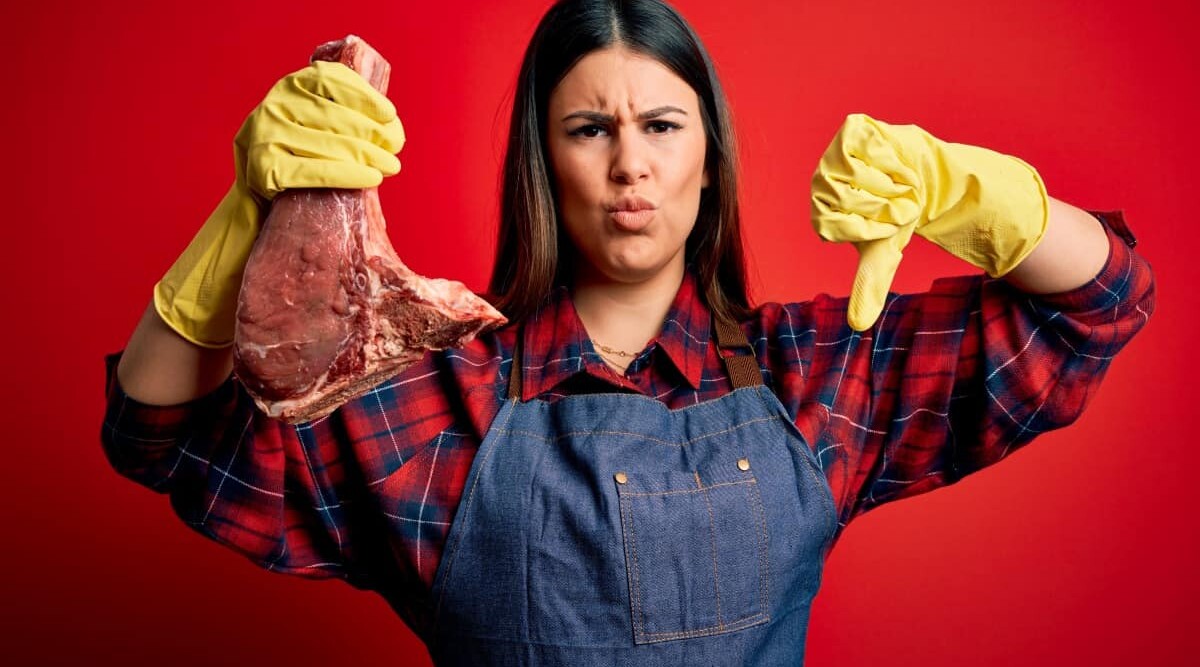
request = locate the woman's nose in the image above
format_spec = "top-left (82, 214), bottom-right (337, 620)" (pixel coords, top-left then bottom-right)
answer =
top-left (609, 131), bottom-right (650, 184)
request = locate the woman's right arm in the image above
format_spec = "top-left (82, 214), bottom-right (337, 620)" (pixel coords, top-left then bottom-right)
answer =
top-left (116, 300), bottom-right (233, 406)
top-left (101, 58), bottom-right (407, 589)
top-left (102, 333), bottom-right (385, 591)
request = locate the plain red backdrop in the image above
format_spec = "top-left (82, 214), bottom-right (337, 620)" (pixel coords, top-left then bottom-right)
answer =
top-left (3, 0), bottom-right (1195, 664)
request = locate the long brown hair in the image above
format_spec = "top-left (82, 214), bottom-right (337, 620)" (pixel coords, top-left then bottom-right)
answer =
top-left (487, 0), bottom-right (751, 324)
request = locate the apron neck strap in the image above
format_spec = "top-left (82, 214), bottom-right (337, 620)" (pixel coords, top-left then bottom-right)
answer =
top-left (713, 314), bottom-right (764, 389)
top-left (508, 325), bottom-right (524, 400)
top-left (506, 310), bottom-right (762, 401)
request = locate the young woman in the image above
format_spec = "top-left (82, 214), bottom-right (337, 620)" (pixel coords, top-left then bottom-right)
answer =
top-left (103, 1), bottom-right (1155, 664)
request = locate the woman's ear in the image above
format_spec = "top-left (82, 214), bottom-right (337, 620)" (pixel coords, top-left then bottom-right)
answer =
top-left (702, 168), bottom-right (711, 189)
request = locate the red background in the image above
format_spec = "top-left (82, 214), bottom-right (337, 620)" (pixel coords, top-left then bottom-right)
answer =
top-left (3, 0), bottom-right (1195, 664)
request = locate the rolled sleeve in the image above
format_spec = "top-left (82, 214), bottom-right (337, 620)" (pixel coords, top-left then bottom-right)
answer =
top-left (99, 350), bottom-right (370, 587)
top-left (1025, 209), bottom-right (1150, 323)
top-left (100, 350), bottom-right (239, 489)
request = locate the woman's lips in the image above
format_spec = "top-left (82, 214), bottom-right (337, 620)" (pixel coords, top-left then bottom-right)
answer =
top-left (610, 209), bottom-right (655, 232)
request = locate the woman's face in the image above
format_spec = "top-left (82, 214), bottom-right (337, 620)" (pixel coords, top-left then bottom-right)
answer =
top-left (546, 46), bottom-right (710, 285)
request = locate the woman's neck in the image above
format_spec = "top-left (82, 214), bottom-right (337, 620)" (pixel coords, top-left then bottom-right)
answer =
top-left (571, 260), bottom-right (686, 358)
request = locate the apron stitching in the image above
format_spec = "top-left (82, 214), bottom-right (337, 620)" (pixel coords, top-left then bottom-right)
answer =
top-left (620, 479), bottom-right (754, 497)
top-left (661, 416), bottom-right (777, 446)
top-left (749, 476), bottom-right (772, 616)
top-left (637, 613), bottom-right (769, 641)
top-left (620, 494), bottom-right (645, 639)
top-left (700, 478), bottom-right (726, 629)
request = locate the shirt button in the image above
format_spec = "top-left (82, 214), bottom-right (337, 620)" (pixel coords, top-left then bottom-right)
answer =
top-left (737, 458), bottom-right (750, 471)
top-left (614, 472), bottom-right (628, 484)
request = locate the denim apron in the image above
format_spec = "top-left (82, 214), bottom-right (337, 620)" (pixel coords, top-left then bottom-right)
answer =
top-left (426, 315), bottom-right (838, 666)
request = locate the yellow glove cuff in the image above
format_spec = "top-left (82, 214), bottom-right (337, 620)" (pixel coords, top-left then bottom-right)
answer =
top-left (919, 146), bottom-right (1050, 277)
top-left (153, 183), bottom-right (261, 348)
top-left (885, 120), bottom-right (1050, 277)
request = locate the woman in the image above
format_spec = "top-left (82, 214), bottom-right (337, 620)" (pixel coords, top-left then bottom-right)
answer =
top-left (103, 0), bottom-right (1155, 665)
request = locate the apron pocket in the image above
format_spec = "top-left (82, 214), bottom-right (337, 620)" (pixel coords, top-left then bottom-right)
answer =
top-left (615, 462), bottom-right (770, 644)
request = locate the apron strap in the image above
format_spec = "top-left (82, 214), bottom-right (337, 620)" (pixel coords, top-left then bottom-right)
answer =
top-left (713, 314), bottom-right (764, 389)
top-left (506, 309), bottom-right (763, 401)
top-left (508, 324), bottom-right (524, 400)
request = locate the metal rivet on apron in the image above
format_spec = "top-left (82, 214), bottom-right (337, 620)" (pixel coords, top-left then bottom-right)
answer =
top-left (614, 472), bottom-right (628, 484)
top-left (737, 458), bottom-right (750, 471)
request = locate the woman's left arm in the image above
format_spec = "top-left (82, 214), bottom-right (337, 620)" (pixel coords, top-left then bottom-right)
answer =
top-left (1001, 196), bottom-right (1111, 294)
top-left (811, 113), bottom-right (1136, 329)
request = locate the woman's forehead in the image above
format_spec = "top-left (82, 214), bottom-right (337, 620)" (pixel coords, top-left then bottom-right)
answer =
top-left (549, 47), bottom-right (698, 116)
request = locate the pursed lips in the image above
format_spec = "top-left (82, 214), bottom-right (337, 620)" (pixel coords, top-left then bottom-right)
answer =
top-left (607, 196), bottom-right (658, 232)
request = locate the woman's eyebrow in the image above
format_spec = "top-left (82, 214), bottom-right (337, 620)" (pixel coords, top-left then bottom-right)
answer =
top-left (561, 106), bottom-right (688, 122)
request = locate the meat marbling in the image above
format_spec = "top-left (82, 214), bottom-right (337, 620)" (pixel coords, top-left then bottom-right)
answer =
top-left (233, 34), bottom-right (507, 424)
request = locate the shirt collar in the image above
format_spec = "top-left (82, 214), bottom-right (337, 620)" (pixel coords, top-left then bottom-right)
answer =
top-left (518, 267), bottom-right (712, 400)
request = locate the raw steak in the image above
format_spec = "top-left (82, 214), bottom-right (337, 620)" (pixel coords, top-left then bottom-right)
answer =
top-left (233, 35), bottom-right (507, 424)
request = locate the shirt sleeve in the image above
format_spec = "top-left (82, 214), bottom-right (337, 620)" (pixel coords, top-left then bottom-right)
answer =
top-left (99, 348), bottom-right (452, 591)
top-left (769, 210), bottom-right (1155, 538)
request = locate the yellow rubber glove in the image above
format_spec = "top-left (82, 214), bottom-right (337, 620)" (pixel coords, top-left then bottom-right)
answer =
top-left (154, 60), bottom-right (406, 348)
top-left (810, 113), bottom-right (1049, 331)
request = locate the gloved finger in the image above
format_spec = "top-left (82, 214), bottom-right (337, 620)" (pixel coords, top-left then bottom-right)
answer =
top-left (378, 117), bottom-right (406, 155)
top-left (274, 123), bottom-right (402, 175)
top-left (840, 113), bottom-right (921, 184)
top-left (811, 170), bottom-right (921, 241)
top-left (294, 60), bottom-right (398, 125)
top-left (846, 229), bottom-right (912, 332)
top-left (811, 200), bottom-right (898, 243)
top-left (811, 120), bottom-right (922, 244)
top-left (823, 123), bottom-right (917, 195)
top-left (250, 153), bottom-right (385, 200)
top-left (263, 91), bottom-right (406, 155)
top-left (838, 113), bottom-right (924, 191)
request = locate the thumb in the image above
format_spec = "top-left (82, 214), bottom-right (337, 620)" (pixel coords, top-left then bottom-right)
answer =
top-left (847, 233), bottom-right (909, 331)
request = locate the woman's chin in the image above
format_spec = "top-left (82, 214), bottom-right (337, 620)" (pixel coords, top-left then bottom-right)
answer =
top-left (585, 250), bottom-right (683, 285)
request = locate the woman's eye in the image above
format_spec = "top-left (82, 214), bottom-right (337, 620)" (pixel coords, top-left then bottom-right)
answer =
top-left (568, 121), bottom-right (682, 139)
top-left (570, 124), bottom-right (606, 138)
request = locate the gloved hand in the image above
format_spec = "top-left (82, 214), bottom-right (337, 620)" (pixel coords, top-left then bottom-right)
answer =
top-left (153, 60), bottom-right (406, 348)
top-left (810, 113), bottom-right (1049, 331)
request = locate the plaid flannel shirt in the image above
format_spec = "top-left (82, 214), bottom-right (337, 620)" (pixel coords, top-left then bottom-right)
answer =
top-left (101, 210), bottom-right (1154, 637)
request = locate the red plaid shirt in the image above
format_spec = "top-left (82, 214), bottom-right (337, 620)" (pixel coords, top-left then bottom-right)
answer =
top-left (101, 210), bottom-right (1154, 638)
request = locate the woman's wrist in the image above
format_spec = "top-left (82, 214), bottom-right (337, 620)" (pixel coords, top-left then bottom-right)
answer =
top-left (1000, 196), bottom-right (1110, 294)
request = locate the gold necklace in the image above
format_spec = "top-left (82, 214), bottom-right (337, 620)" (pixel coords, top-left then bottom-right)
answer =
top-left (593, 340), bottom-right (640, 358)
top-left (595, 348), bottom-right (631, 373)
